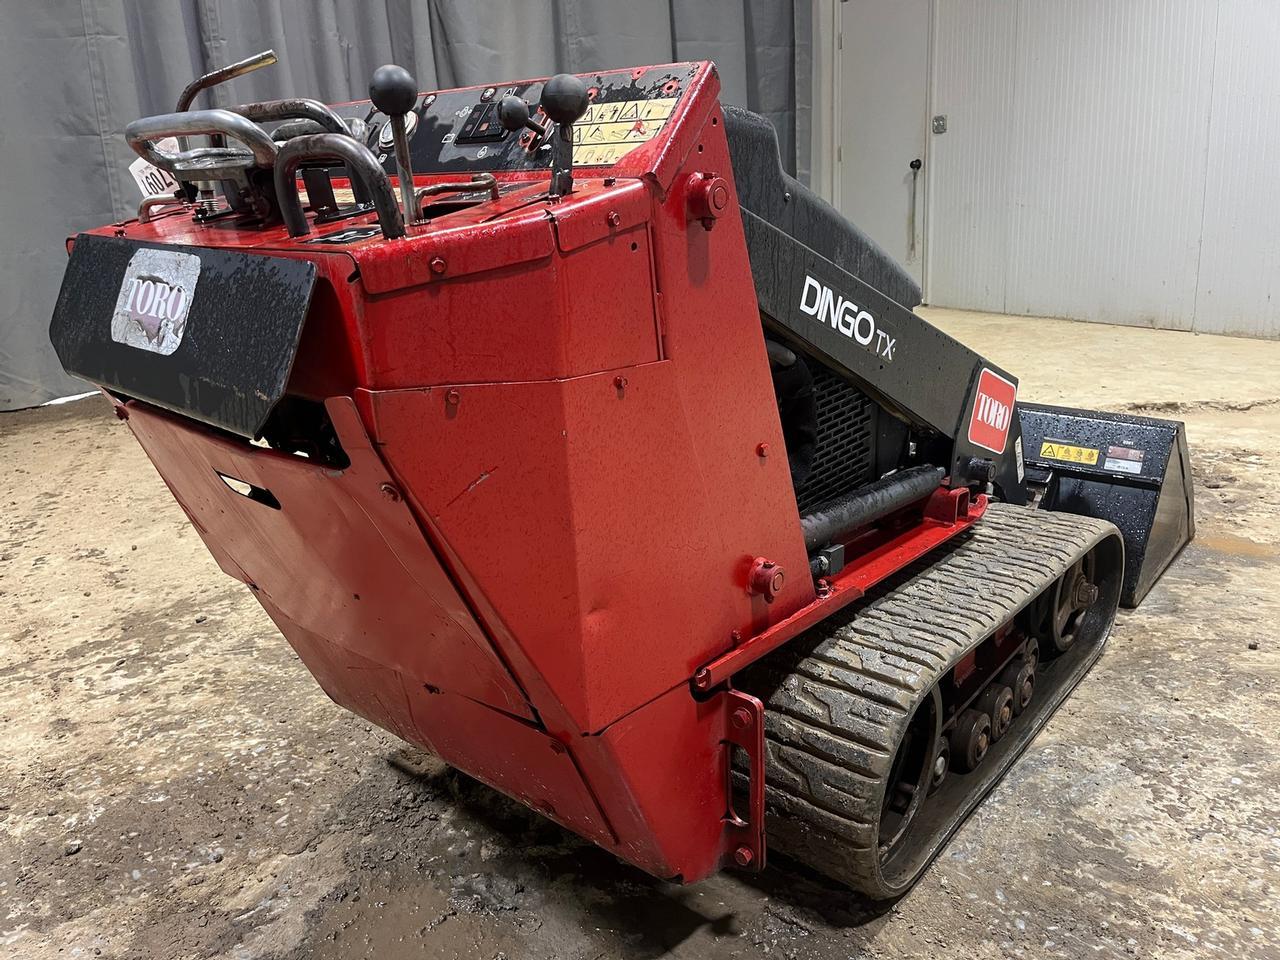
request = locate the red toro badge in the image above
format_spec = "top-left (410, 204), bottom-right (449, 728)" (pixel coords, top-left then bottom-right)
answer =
top-left (968, 368), bottom-right (1017, 454)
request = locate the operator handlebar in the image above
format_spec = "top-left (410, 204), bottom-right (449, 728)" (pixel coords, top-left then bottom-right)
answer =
top-left (274, 134), bottom-right (405, 240)
top-left (230, 98), bottom-right (350, 136)
top-left (125, 109), bottom-right (280, 178)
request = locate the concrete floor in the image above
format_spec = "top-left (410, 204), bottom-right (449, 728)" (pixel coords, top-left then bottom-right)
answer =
top-left (2, 308), bottom-right (1278, 959)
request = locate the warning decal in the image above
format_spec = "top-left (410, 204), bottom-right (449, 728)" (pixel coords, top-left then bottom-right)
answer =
top-left (1039, 440), bottom-right (1100, 466)
top-left (572, 97), bottom-right (679, 166)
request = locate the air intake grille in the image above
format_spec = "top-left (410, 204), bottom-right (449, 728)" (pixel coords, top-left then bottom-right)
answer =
top-left (793, 365), bottom-right (876, 514)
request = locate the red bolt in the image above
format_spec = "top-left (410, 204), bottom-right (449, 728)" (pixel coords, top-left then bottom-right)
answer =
top-left (445, 389), bottom-right (461, 406)
top-left (756, 442), bottom-right (770, 458)
top-left (731, 707), bottom-right (752, 730)
top-left (429, 256), bottom-right (447, 275)
top-left (614, 375), bottom-right (628, 389)
top-left (733, 846), bottom-right (754, 868)
top-left (730, 629), bottom-right (742, 644)
top-left (379, 482), bottom-right (401, 503)
top-left (607, 211), bottom-right (621, 227)
top-left (694, 667), bottom-right (712, 688)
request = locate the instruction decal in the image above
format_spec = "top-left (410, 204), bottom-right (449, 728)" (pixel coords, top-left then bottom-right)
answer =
top-left (1102, 444), bottom-right (1145, 475)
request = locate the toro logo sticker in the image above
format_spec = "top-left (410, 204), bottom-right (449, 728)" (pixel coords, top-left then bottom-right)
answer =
top-left (110, 249), bottom-right (201, 356)
top-left (968, 368), bottom-right (1016, 454)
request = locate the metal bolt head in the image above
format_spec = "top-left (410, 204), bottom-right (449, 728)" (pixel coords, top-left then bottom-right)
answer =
top-left (445, 389), bottom-right (461, 406)
top-left (731, 707), bottom-right (752, 730)
top-left (733, 845), bottom-right (754, 868)
top-left (429, 256), bottom-right (447, 275)
top-left (379, 482), bottom-right (401, 503)
top-left (614, 375), bottom-right (628, 390)
top-left (1075, 581), bottom-right (1099, 607)
top-left (756, 442), bottom-right (769, 458)
top-left (607, 211), bottom-right (621, 227)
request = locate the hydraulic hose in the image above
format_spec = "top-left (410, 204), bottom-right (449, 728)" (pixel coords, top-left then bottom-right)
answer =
top-left (800, 465), bottom-right (945, 552)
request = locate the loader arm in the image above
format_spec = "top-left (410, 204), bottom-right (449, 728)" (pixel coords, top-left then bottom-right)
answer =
top-left (724, 106), bottom-right (1027, 500)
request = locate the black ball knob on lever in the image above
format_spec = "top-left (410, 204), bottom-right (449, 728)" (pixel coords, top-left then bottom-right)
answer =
top-left (537, 74), bottom-right (590, 197)
top-left (369, 63), bottom-right (418, 227)
top-left (497, 96), bottom-right (549, 138)
top-left (540, 74), bottom-right (590, 126)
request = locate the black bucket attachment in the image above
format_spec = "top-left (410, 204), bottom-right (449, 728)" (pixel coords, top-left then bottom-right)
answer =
top-left (49, 234), bottom-right (316, 438)
top-left (1018, 403), bottom-right (1195, 608)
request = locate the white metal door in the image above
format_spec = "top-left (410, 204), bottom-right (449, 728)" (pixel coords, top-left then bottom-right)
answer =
top-left (833, 0), bottom-right (932, 288)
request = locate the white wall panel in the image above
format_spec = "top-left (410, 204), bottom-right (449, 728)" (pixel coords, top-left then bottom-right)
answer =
top-left (1195, 2), bottom-right (1280, 338)
top-left (926, 0), bottom-right (1017, 313)
top-left (926, 0), bottom-right (1280, 338)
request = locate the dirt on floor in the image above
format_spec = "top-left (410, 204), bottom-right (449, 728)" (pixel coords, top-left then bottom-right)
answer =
top-left (2, 310), bottom-right (1279, 960)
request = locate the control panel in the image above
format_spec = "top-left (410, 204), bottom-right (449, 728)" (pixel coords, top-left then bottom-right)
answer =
top-left (330, 63), bottom-right (700, 178)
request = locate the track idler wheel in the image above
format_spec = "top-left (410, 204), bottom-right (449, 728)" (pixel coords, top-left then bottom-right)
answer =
top-left (952, 708), bottom-right (991, 772)
top-left (999, 657), bottom-right (1035, 716)
top-left (1021, 547), bottom-right (1103, 654)
top-left (978, 684), bottom-right (1015, 741)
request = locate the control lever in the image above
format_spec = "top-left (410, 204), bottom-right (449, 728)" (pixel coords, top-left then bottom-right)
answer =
top-left (538, 74), bottom-right (590, 197)
top-left (497, 96), bottom-right (549, 138)
top-left (369, 64), bottom-right (420, 228)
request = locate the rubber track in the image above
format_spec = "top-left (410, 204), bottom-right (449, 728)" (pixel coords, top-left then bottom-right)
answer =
top-left (739, 502), bottom-right (1119, 895)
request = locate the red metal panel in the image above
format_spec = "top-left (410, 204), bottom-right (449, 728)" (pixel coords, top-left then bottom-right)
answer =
top-left (367, 357), bottom-right (803, 734)
top-left (355, 213), bottom-right (661, 389)
top-left (121, 396), bottom-right (535, 723)
top-left (269, 603), bottom-right (613, 849)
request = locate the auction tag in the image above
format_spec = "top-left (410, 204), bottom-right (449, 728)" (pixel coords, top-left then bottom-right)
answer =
top-left (128, 138), bottom-right (180, 197)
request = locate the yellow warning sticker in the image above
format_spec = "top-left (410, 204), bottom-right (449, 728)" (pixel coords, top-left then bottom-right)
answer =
top-left (1039, 440), bottom-right (1099, 465)
top-left (571, 97), bottom-right (679, 165)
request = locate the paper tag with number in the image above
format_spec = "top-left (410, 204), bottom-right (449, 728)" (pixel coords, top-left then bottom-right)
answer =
top-left (128, 138), bottom-right (180, 197)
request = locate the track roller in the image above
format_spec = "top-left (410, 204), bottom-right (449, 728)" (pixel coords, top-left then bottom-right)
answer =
top-left (928, 737), bottom-right (950, 796)
top-left (952, 709), bottom-right (991, 771)
top-left (978, 684), bottom-right (1015, 741)
top-left (999, 656), bottom-right (1035, 716)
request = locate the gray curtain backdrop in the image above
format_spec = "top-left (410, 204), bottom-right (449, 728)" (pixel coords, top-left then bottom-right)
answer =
top-left (0, 0), bottom-right (811, 410)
